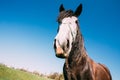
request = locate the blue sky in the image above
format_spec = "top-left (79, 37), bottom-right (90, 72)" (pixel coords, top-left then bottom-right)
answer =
top-left (0, 0), bottom-right (120, 80)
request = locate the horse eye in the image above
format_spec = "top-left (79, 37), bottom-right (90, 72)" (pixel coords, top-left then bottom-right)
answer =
top-left (58, 21), bottom-right (62, 24)
top-left (75, 20), bottom-right (78, 24)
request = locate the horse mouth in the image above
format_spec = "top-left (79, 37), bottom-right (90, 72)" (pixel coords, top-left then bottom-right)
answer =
top-left (55, 47), bottom-right (67, 58)
top-left (56, 54), bottom-right (66, 58)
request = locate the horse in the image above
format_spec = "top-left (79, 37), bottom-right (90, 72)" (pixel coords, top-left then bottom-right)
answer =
top-left (53, 3), bottom-right (112, 80)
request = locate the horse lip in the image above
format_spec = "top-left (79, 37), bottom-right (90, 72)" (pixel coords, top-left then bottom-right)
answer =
top-left (56, 54), bottom-right (66, 58)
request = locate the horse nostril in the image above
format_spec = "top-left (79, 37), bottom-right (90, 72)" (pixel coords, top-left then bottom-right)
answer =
top-left (54, 39), bottom-right (57, 50)
top-left (67, 39), bottom-right (69, 48)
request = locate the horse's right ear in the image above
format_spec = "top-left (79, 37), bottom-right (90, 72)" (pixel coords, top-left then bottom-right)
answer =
top-left (59, 4), bottom-right (65, 12)
top-left (74, 4), bottom-right (82, 17)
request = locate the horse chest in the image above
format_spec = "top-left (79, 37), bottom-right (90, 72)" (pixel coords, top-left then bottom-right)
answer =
top-left (63, 59), bottom-right (93, 80)
top-left (64, 62), bottom-right (93, 80)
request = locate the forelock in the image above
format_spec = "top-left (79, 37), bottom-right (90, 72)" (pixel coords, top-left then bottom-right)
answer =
top-left (57, 10), bottom-right (74, 23)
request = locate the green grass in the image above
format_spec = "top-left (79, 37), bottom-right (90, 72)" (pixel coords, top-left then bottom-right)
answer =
top-left (0, 64), bottom-right (52, 80)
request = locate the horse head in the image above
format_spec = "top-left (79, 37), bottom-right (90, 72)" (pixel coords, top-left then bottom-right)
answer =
top-left (54, 4), bottom-right (82, 58)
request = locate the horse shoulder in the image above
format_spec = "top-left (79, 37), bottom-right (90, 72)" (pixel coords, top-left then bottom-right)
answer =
top-left (93, 63), bottom-right (112, 80)
top-left (98, 63), bottom-right (112, 80)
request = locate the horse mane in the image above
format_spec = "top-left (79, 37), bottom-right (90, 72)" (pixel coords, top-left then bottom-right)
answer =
top-left (57, 10), bottom-right (74, 23)
top-left (68, 28), bottom-right (87, 65)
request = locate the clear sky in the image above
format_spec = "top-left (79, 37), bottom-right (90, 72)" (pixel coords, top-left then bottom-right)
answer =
top-left (0, 0), bottom-right (120, 80)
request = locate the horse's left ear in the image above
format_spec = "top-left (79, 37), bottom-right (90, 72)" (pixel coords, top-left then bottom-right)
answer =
top-left (74, 4), bottom-right (82, 17)
top-left (59, 4), bottom-right (65, 12)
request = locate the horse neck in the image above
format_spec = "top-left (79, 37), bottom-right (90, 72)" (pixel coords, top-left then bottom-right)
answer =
top-left (66, 29), bottom-right (87, 67)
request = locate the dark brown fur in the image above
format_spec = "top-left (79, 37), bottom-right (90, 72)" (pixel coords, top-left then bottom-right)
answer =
top-left (63, 26), bottom-right (112, 80)
top-left (56, 4), bottom-right (112, 80)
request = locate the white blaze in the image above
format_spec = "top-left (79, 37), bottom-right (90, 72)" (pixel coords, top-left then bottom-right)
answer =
top-left (55, 16), bottom-right (78, 55)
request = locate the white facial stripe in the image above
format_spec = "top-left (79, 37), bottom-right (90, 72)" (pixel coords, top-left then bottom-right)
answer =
top-left (62, 16), bottom-right (78, 41)
top-left (55, 23), bottom-right (70, 46)
top-left (62, 17), bottom-right (78, 23)
top-left (55, 16), bottom-right (78, 56)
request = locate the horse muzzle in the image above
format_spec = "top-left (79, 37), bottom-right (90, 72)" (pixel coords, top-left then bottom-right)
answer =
top-left (54, 39), bottom-right (67, 58)
top-left (55, 47), bottom-right (66, 58)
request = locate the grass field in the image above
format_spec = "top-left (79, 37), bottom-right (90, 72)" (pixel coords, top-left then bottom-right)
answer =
top-left (0, 64), bottom-right (52, 80)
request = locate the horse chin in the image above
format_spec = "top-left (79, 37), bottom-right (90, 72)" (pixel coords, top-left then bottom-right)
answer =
top-left (56, 53), bottom-right (68, 59)
top-left (56, 54), bottom-right (65, 59)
